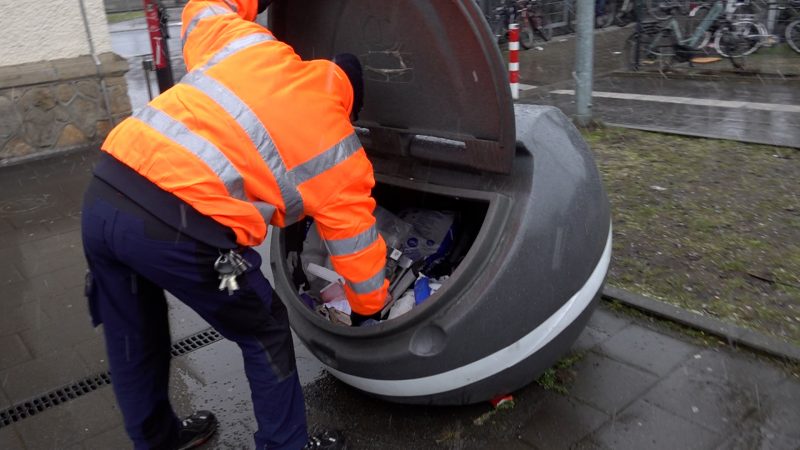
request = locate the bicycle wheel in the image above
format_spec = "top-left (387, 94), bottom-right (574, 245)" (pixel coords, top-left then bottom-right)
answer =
top-left (519, 20), bottom-right (536, 49)
top-left (646, 0), bottom-right (672, 20)
top-left (786, 19), bottom-right (800, 54)
top-left (714, 21), bottom-right (764, 57)
top-left (625, 29), bottom-right (677, 69)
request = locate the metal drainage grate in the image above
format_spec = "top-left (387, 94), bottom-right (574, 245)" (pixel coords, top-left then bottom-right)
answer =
top-left (0, 372), bottom-right (112, 428)
top-left (170, 328), bottom-right (223, 357)
top-left (0, 328), bottom-right (224, 429)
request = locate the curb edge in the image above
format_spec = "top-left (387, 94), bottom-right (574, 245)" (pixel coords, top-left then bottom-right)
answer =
top-left (602, 285), bottom-right (800, 363)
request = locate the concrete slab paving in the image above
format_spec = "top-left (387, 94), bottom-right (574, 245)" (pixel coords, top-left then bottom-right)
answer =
top-left (0, 425), bottom-right (24, 449)
top-left (643, 348), bottom-right (787, 433)
top-left (592, 399), bottom-right (722, 449)
top-left (571, 324), bottom-right (611, 352)
top-left (0, 349), bottom-right (91, 404)
top-left (598, 323), bottom-right (699, 376)
top-left (0, 334), bottom-right (32, 373)
top-left (519, 392), bottom-right (610, 449)
top-left (11, 386), bottom-right (122, 449)
top-left (568, 352), bottom-right (659, 415)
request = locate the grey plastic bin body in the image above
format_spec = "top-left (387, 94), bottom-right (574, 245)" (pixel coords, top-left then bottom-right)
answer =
top-left (267, 0), bottom-right (611, 405)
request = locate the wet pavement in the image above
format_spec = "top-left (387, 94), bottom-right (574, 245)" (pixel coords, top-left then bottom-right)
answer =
top-left (0, 144), bottom-right (798, 449)
top-left (519, 74), bottom-right (800, 148)
top-left (0, 14), bottom-right (798, 450)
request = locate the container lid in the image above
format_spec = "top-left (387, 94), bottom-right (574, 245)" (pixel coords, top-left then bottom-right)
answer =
top-left (269, 0), bottom-right (516, 174)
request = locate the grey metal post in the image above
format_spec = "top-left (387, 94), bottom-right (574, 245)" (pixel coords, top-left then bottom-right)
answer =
top-left (574, 0), bottom-right (594, 126)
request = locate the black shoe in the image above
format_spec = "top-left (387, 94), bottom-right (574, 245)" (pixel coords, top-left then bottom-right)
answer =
top-left (303, 429), bottom-right (346, 450)
top-left (176, 410), bottom-right (218, 450)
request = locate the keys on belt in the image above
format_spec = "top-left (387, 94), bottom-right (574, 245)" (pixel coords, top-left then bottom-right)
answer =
top-left (214, 250), bottom-right (251, 295)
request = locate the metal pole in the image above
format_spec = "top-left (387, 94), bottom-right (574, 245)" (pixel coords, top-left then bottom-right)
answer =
top-left (574, 0), bottom-right (595, 126)
top-left (77, 0), bottom-right (117, 126)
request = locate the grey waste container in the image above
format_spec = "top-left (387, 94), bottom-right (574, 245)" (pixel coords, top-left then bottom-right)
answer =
top-left (267, 0), bottom-right (612, 405)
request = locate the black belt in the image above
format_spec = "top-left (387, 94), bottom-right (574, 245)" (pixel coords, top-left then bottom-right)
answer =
top-left (92, 152), bottom-right (238, 249)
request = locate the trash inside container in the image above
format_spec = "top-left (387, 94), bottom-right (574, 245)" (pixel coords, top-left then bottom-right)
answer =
top-left (267, 0), bottom-right (612, 405)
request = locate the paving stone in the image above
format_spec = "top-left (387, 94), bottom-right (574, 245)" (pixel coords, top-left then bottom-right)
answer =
top-left (0, 349), bottom-right (91, 404)
top-left (569, 352), bottom-right (658, 415)
top-left (167, 294), bottom-right (211, 340)
top-left (74, 333), bottom-right (109, 375)
top-left (0, 334), bottom-right (32, 371)
top-left (19, 309), bottom-right (100, 357)
top-left (17, 241), bottom-right (85, 279)
top-left (13, 388), bottom-right (122, 449)
top-left (643, 348), bottom-right (788, 433)
top-left (74, 424), bottom-right (130, 449)
top-left (178, 338), bottom-right (245, 386)
top-left (170, 354), bottom-right (257, 445)
top-left (0, 301), bottom-right (47, 337)
top-left (0, 384), bottom-right (10, 409)
top-left (38, 284), bottom-right (88, 323)
top-left (519, 392), bottom-right (610, 449)
top-left (572, 325), bottom-right (611, 352)
top-left (753, 379), bottom-right (800, 438)
top-left (5, 263), bottom-right (87, 308)
top-left (593, 399), bottom-right (722, 450)
top-left (597, 324), bottom-right (699, 376)
top-left (0, 425), bottom-right (24, 449)
top-left (586, 307), bottom-right (631, 336)
top-left (717, 425), bottom-right (800, 450)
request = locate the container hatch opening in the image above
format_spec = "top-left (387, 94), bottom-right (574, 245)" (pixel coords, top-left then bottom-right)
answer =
top-left (282, 182), bottom-right (490, 326)
top-left (268, 0), bottom-right (516, 174)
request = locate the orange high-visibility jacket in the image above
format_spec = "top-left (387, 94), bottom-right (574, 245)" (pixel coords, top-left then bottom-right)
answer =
top-left (101, 0), bottom-right (388, 315)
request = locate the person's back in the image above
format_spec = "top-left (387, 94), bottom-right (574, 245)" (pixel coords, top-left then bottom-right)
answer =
top-left (81, 1), bottom-right (385, 448)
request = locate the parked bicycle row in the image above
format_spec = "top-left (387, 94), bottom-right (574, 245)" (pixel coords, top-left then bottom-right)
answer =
top-left (481, 0), bottom-right (800, 57)
top-left (624, 0), bottom-right (800, 71)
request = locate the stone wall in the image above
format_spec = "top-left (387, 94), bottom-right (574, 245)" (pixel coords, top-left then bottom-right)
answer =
top-left (0, 53), bottom-right (131, 165)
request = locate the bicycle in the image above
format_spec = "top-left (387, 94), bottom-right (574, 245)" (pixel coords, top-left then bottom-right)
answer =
top-left (486, 0), bottom-right (552, 49)
top-left (517, 0), bottom-right (554, 47)
top-left (781, 0), bottom-right (800, 53)
top-left (626, 0), bottom-right (768, 69)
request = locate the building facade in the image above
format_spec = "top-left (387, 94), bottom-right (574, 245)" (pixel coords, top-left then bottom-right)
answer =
top-left (0, 0), bottom-right (131, 164)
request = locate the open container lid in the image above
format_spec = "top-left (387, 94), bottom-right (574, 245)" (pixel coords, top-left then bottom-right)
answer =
top-left (269, 0), bottom-right (516, 174)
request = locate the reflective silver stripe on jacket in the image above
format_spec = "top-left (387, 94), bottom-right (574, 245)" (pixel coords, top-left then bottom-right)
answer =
top-left (348, 270), bottom-right (386, 295)
top-left (203, 33), bottom-right (275, 69)
top-left (325, 225), bottom-right (378, 257)
top-left (181, 5), bottom-right (233, 51)
top-left (136, 106), bottom-right (245, 200)
top-left (182, 70), bottom-right (305, 222)
top-left (288, 133), bottom-right (362, 185)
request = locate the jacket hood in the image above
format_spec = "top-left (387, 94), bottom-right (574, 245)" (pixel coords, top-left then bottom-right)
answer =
top-left (229, 0), bottom-right (260, 21)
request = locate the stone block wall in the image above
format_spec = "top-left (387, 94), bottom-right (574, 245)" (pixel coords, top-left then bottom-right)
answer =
top-left (0, 53), bottom-right (131, 165)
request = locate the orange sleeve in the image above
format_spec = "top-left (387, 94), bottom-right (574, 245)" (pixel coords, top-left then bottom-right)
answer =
top-left (312, 152), bottom-right (388, 316)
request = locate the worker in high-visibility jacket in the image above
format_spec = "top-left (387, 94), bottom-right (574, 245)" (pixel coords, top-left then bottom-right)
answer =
top-left (81, 0), bottom-right (386, 448)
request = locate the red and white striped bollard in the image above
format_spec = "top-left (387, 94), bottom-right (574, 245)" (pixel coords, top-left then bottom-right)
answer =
top-left (508, 22), bottom-right (520, 100)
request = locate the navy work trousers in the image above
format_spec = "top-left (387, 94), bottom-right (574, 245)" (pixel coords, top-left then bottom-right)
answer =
top-left (81, 178), bottom-right (307, 450)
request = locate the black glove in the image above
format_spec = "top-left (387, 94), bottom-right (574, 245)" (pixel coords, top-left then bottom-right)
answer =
top-left (333, 53), bottom-right (364, 121)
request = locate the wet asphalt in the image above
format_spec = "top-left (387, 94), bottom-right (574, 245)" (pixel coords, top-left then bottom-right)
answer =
top-left (0, 15), bottom-right (798, 450)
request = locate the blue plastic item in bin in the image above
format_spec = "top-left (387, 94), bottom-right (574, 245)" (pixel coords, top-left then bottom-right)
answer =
top-left (414, 276), bottom-right (431, 305)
